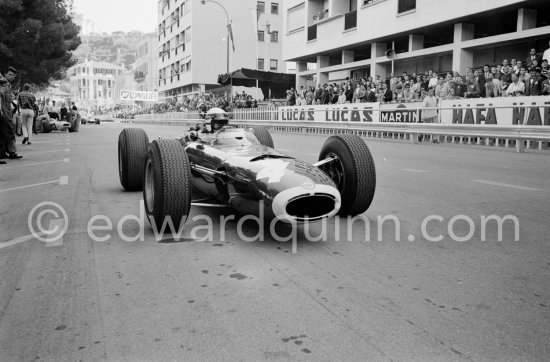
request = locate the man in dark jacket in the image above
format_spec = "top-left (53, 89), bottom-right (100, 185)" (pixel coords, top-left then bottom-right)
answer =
top-left (525, 67), bottom-right (544, 96)
top-left (0, 68), bottom-right (22, 160)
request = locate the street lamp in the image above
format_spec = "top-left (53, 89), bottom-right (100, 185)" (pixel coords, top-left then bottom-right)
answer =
top-left (200, 0), bottom-right (231, 74)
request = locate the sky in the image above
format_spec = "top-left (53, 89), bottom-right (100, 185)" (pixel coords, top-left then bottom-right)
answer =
top-left (73, 0), bottom-right (158, 34)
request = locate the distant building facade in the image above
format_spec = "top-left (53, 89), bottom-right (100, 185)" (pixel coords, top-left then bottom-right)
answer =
top-left (157, 0), bottom-right (284, 101)
top-left (114, 32), bottom-right (160, 105)
top-left (69, 60), bottom-right (124, 108)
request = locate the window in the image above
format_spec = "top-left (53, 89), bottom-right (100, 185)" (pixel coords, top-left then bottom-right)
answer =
top-left (257, 1), bottom-right (265, 13)
top-left (397, 0), bottom-right (415, 13)
top-left (186, 61), bottom-right (191, 71)
top-left (270, 31), bottom-right (278, 42)
top-left (270, 59), bottom-right (278, 71)
top-left (287, 3), bottom-right (305, 33)
top-left (271, 2), bottom-right (278, 14)
top-left (258, 58), bottom-right (264, 70)
top-left (185, 26), bottom-right (191, 42)
top-left (257, 30), bottom-right (265, 42)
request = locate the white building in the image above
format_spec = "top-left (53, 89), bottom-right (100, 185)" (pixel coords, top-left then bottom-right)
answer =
top-left (157, 0), bottom-right (284, 101)
top-left (283, 0), bottom-right (550, 87)
top-left (114, 32), bottom-right (160, 106)
top-left (68, 60), bottom-right (125, 108)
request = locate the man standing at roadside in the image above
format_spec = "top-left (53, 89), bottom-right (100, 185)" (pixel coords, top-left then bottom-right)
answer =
top-left (419, 87), bottom-right (439, 143)
top-left (0, 67), bottom-right (22, 160)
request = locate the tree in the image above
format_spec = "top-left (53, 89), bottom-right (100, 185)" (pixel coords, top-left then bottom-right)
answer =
top-left (0, 0), bottom-right (81, 88)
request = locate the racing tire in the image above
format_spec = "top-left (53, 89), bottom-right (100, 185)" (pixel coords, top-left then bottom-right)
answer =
top-left (251, 126), bottom-right (274, 148)
top-left (143, 139), bottom-right (192, 233)
top-left (41, 119), bottom-right (52, 133)
top-left (318, 134), bottom-right (376, 216)
top-left (118, 128), bottom-right (149, 191)
top-left (72, 114), bottom-right (81, 132)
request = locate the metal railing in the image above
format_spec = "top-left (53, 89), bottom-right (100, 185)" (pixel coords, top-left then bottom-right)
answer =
top-left (127, 104), bottom-right (550, 153)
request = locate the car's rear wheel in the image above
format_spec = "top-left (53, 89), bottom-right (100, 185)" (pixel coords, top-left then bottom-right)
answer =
top-left (118, 128), bottom-right (149, 191)
top-left (318, 134), bottom-right (376, 216)
top-left (143, 139), bottom-right (192, 233)
top-left (41, 119), bottom-right (52, 133)
top-left (251, 126), bottom-right (274, 148)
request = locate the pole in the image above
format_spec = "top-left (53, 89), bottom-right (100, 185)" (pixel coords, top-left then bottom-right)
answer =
top-left (226, 23), bottom-right (230, 74)
top-left (391, 41), bottom-right (395, 76)
top-left (256, 10), bottom-right (259, 101)
top-left (227, 22), bottom-right (232, 101)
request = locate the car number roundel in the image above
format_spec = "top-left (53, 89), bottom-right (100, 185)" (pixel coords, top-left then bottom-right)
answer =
top-left (256, 161), bottom-right (289, 184)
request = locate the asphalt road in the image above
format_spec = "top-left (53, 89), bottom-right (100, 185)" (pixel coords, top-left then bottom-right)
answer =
top-left (0, 122), bottom-right (549, 361)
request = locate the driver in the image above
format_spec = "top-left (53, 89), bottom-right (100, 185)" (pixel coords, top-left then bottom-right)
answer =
top-left (184, 108), bottom-right (229, 143)
top-left (206, 111), bottom-right (229, 133)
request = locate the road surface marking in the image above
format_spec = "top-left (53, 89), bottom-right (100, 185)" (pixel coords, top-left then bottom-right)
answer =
top-left (22, 149), bottom-right (69, 155)
top-left (403, 168), bottom-right (426, 173)
top-left (0, 233), bottom-right (45, 249)
top-left (0, 176), bottom-right (68, 193)
top-left (0, 159), bottom-right (70, 169)
top-left (472, 179), bottom-right (544, 192)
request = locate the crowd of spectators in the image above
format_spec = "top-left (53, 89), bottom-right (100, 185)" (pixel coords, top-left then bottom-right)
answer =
top-left (91, 91), bottom-right (260, 119)
top-left (284, 55), bottom-right (550, 106)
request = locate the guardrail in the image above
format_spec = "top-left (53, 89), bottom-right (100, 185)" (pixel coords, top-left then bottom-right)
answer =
top-left (125, 103), bottom-right (550, 153)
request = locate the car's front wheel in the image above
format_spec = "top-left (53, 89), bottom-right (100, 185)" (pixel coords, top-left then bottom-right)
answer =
top-left (118, 128), bottom-right (149, 191)
top-left (318, 134), bottom-right (376, 216)
top-left (143, 139), bottom-right (192, 233)
top-left (251, 126), bottom-right (274, 148)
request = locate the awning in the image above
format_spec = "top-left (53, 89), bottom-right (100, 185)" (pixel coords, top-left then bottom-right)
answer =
top-left (217, 68), bottom-right (296, 99)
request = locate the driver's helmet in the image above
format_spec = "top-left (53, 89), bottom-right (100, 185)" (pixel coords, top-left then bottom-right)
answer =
top-left (210, 111), bottom-right (229, 131)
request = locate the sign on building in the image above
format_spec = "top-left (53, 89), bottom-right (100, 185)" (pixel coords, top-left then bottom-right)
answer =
top-left (120, 90), bottom-right (159, 102)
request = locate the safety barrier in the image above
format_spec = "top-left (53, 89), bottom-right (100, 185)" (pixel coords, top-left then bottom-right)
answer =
top-left (125, 101), bottom-right (550, 153)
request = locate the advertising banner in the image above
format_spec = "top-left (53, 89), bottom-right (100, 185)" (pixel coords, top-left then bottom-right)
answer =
top-left (278, 103), bottom-right (380, 123)
top-left (380, 102), bottom-right (424, 123)
top-left (120, 90), bottom-right (159, 102)
top-left (440, 96), bottom-right (550, 126)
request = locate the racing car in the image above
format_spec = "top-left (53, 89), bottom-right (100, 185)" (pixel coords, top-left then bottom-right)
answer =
top-left (117, 109), bottom-right (376, 231)
top-left (36, 114), bottom-right (71, 133)
top-left (36, 110), bottom-right (80, 133)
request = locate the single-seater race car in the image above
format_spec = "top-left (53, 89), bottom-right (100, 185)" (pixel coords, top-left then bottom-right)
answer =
top-left (36, 114), bottom-right (71, 133)
top-left (36, 110), bottom-right (80, 133)
top-left (117, 108), bottom-right (376, 232)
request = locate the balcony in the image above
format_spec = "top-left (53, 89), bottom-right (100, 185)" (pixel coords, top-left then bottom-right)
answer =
top-left (307, 25), bottom-right (317, 41)
top-left (344, 10), bottom-right (357, 30)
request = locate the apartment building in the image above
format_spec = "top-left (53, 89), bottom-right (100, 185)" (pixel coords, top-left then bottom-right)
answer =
top-left (114, 32), bottom-right (160, 105)
top-left (157, 0), bottom-right (283, 101)
top-left (283, 0), bottom-right (550, 86)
